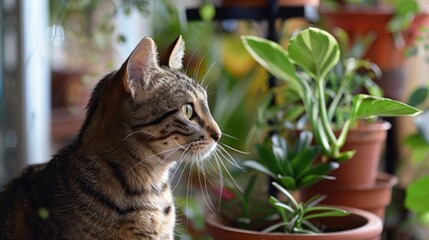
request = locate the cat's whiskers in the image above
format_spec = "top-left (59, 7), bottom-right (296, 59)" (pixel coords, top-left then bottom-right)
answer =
top-left (185, 158), bottom-right (195, 227)
top-left (185, 47), bottom-right (199, 75)
top-left (121, 129), bottom-right (152, 143)
top-left (194, 45), bottom-right (215, 81)
top-left (200, 60), bottom-right (218, 89)
top-left (213, 151), bottom-right (226, 212)
top-left (214, 147), bottom-right (244, 193)
top-left (127, 146), bottom-right (183, 173)
top-left (197, 163), bottom-right (216, 214)
top-left (147, 141), bottom-right (194, 183)
top-left (170, 149), bottom-right (192, 193)
top-left (217, 145), bottom-right (246, 171)
top-left (222, 132), bottom-right (241, 141)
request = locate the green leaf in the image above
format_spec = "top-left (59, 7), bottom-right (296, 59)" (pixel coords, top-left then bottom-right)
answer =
top-left (243, 160), bottom-right (276, 178)
top-left (292, 131), bottom-right (313, 154)
top-left (288, 27), bottom-right (340, 81)
top-left (272, 182), bottom-right (299, 209)
top-left (406, 175), bottom-right (429, 213)
top-left (298, 162), bottom-right (339, 182)
top-left (304, 207), bottom-right (350, 220)
top-left (394, 0), bottom-right (420, 16)
top-left (408, 86), bottom-right (429, 107)
top-left (303, 194), bottom-right (326, 208)
top-left (277, 175), bottom-right (297, 190)
top-left (405, 46), bottom-right (419, 58)
top-left (255, 144), bottom-right (280, 174)
top-left (351, 94), bottom-right (422, 121)
top-left (241, 36), bottom-right (301, 93)
top-left (244, 174), bottom-right (258, 201)
top-left (299, 175), bottom-right (327, 189)
top-left (271, 134), bottom-right (288, 163)
top-left (291, 147), bottom-right (321, 177)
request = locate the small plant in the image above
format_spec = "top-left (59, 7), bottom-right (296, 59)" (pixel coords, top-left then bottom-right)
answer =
top-left (218, 175), bottom-right (278, 230)
top-left (242, 27), bottom-right (421, 162)
top-left (244, 132), bottom-right (338, 191)
top-left (264, 182), bottom-right (349, 234)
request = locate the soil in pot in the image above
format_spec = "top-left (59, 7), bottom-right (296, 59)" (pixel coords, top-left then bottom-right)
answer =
top-left (206, 206), bottom-right (383, 240)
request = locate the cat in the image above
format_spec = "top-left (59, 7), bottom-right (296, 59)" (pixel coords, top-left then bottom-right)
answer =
top-left (0, 35), bottom-right (221, 240)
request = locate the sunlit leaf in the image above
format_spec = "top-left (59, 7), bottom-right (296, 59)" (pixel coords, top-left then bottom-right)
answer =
top-left (406, 175), bottom-right (429, 213)
top-left (351, 94), bottom-right (422, 121)
top-left (288, 27), bottom-right (340, 81)
top-left (243, 160), bottom-right (276, 178)
top-left (241, 36), bottom-right (301, 93)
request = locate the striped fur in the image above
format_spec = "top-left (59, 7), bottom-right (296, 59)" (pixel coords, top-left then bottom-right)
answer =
top-left (0, 36), bottom-right (221, 240)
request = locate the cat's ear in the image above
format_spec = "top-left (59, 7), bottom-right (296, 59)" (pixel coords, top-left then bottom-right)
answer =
top-left (159, 35), bottom-right (185, 70)
top-left (124, 37), bottom-right (160, 97)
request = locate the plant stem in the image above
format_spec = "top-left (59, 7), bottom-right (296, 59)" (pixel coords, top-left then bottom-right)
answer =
top-left (316, 79), bottom-right (338, 156)
top-left (327, 78), bottom-right (347, 124)
top-left (337, 119), bottom-right (351, 151)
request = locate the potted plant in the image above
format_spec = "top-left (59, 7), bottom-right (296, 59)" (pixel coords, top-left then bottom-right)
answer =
top-left (206, 133), bottom-right (383, 240)
top-left (240, 27), bottom-right (420, 218)
top-left (319, 0), bottom-right (429, 100)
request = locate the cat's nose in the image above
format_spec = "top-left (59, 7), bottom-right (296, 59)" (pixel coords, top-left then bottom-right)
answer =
top-left (211, 133), bottom-right (221, 142)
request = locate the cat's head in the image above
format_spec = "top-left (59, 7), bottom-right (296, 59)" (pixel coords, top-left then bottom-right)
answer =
top-left (84, 36), bottom-right (221, 165)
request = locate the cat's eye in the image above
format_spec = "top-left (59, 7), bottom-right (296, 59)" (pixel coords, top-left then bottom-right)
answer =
top-left (181, 104), bottom-right (193, 119)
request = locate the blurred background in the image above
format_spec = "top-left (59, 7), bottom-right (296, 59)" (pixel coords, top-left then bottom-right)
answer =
top-left (1, 0), bottom-right (429, 239)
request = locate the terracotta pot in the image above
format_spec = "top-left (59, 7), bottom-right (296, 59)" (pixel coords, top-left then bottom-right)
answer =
top-left (330, 121), bottom-right (391, 187)
top-left (320, 6), bottom-right (401, 70)
top-left (206, 206), bottom-right (383, 240)
top-left (301, 172), bottom-right (397, 220)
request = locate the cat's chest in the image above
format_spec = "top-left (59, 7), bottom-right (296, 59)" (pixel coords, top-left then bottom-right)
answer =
top-left (112, 204), bottom-right (176, 240)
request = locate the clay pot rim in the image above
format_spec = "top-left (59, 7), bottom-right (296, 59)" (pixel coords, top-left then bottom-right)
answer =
top-left (349, 120), bottom-right (391, 132)
top-left (313, 172), bottom-right (398, 191)
top-left (206, 206), bottom-right (382, 239)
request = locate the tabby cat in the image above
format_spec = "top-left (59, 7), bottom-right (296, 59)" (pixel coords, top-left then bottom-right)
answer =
top-left (0, 36), bottom-right (221, 240)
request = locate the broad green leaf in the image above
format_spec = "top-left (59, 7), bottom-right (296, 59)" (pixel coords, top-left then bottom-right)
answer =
top-left (408, 86), bottom-right (429, 107)
top-left (351, 94), bottom-right (422, 121)
top-left (288, 27), bottom-right (340, 81)
top-left (241, 36), bottom-right (301, 93)
top-left (406, 175), bottom-right (429, 213)
top-left (243, 160), bottom-right (276, 178)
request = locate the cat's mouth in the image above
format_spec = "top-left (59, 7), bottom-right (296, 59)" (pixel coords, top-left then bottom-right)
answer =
top-left (186, 139), bottom-right (217, 161)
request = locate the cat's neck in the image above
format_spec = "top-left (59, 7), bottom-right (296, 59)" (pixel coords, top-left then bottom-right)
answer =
top-left (72, 133), bottom-right (176, 194)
